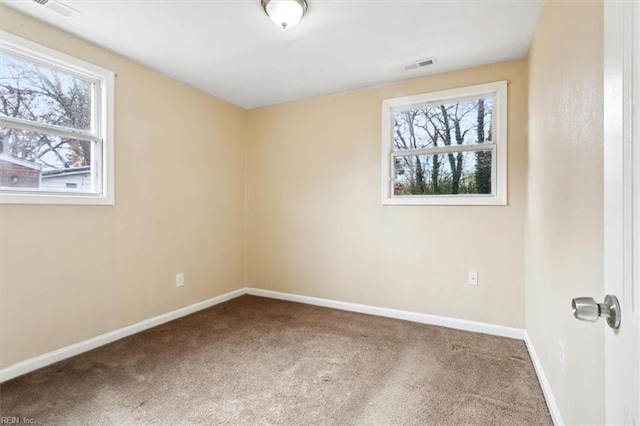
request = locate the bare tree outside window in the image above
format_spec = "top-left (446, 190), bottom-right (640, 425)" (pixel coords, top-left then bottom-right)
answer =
top-left (392, 97), bottom-right (493, 196)
top-left (0, 52), bottom-right (94, 172)
top-left (0, 31), bottom-right (114, 205)
top-left (382, 81), bottom-right (506, 206)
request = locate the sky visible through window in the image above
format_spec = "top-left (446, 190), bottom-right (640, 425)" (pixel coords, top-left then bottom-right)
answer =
top-left (392, 97), bottom-right (493, 196)
top-left (0, 52), bottom-right (94, 172)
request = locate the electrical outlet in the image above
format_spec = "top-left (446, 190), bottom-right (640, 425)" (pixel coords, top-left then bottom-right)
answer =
top-left (468, 272), bottom-right (478, 286)
top-left (176, 273), bottom-right (184, 287)
top-left (559, 342), bottom-right (565, 373)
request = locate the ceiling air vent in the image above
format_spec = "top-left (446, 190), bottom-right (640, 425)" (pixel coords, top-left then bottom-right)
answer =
top-left (402, 57), bottom-right (437, 71)
top-left (31, 0), bottom-right (80, 18)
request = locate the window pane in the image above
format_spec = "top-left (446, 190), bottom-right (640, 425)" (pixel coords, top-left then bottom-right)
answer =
top-left (393, 150), bottom-right (492, 196)
top-left (0, 52), bottom-right (94, 132)
top-left (0, 127), bottom-right (93, 192)
top-left (393, 97), bottom-right (493, 152)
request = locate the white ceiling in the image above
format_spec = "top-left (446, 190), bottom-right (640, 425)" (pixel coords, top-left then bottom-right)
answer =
top-left (1, 0), bottom-right (543, 109)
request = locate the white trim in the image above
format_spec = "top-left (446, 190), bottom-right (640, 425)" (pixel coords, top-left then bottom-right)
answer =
top-left (0, 30), bottom-right (115, 206)
top-left (391, 142), bottom-right (497, 157)
top-left (524, 331), bottom-right (564, 426)
top-left (246, 287), bottom-right (524, 339)
top-left (382, 192), bottom-right (502, 206)
top-left (0, 288), bottom-right (245, 383)
top-left (1, 286), bottom-right (525, 383)
top-left (3, 284), bottom-right (557, 425)
top-left (0, 115), bottom-right (101, 143)
top-left (381, 80), bottom-right (508, 206)
top-left (383, 82), bottom-right (507, 110)
top-left (0, 31), bottom-right (107, 84)
top-left (604, 1), bottom-right (640, 424)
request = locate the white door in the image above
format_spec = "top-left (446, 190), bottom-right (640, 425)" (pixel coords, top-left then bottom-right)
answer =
top-left (603, 1), bottom-right (639, 424)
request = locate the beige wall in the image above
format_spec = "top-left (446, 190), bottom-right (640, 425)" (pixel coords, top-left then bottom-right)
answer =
top-left (1, 8), bottom-right (608, 424)
top-left (247, 60), bottom-right (528, 328)
top-left (526, 1), bottom-right (604, 424)
top-left (0, 6), bottom-right (247, 368)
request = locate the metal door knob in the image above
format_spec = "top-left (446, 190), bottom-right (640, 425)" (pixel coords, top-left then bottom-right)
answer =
top-left (571, 295), bottom-right (621, 329)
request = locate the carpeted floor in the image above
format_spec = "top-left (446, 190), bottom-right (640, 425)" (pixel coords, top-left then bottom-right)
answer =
top-left (1, 295), bottom-right (552, 425)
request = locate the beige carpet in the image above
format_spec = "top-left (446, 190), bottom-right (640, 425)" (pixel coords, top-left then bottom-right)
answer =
top-left (0, 295), bottom-right (551, 425)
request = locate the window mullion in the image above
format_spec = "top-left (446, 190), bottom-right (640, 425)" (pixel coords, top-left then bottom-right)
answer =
top-left (0, 116), bottom-right (100, 142)
top-left (391, 143), bottom-right (496, 157)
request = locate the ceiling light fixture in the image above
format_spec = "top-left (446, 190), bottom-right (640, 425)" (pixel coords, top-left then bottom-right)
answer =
top-left (261, 0), bottom-right (308, 30)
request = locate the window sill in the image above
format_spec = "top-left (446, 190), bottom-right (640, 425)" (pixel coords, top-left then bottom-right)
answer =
top-left (0, 192), bottom-right (114, 205)
top-left (382, 195), bottom-right (507, 206)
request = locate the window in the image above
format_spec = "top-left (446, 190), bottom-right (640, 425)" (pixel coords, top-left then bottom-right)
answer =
top-left (381, 81), bottom-right (507, 205)
top-left (0, 31), bottom-right (114, 205)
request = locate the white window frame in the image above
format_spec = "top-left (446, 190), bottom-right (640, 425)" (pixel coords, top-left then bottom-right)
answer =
top-left (0, 31), bottom-right (115, 205)
top-left (381, 81), bottom-right (507, 206)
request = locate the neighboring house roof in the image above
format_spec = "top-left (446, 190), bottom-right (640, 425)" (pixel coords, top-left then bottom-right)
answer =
top-left (42, 166), bottom-right (91, 178)
top-left (0, 153), bottom-right (42, 170)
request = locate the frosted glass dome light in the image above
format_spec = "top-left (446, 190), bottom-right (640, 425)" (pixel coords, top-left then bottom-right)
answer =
top-left (261, 0), bottom-right (308, 29)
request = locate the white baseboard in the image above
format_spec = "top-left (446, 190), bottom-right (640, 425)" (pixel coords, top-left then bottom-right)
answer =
top-left (524, 331), bottom-right (564, 426)
top-left (2, 282), bottom-right (548, 426)
top-left (0, 288), bottom-right (245, 383)
top-left (245, 288), bottom-right (525, 340)
top-left (250, 289), bottom-right (564, 423)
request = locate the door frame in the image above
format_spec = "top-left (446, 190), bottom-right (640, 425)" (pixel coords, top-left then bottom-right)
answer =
top-left (603, 0), bottom-right (639, 424)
